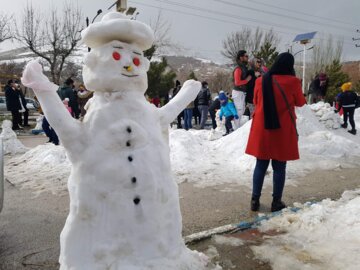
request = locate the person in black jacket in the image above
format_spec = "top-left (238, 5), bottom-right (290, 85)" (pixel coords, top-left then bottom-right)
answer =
top-left (57, 78), bottom-right (79, 119)
top-left (337, 82), bottom-right (358, 135)
top-left (197, 81), bottom-right (211, 129)
top-left (15, 80), bottom-right (29, 127)
top-left (172, 80), bottom-right (183, 128)
top-left (208, 92), bottom-right (221, 129)
top-left (4, 79), bottom-right (27, 130)
top-left (246, 58), bottom-right (266, 119)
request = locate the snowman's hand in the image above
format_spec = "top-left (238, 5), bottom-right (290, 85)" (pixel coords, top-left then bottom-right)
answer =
top-left (181, 79), bottom-right (202, 93)
top-left (159, 79), bottom-right (201, 125)
top-left (22, 60), bottom-right (58, 92)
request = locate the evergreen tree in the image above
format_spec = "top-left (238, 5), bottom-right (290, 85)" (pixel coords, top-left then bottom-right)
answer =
top-left (253, 42), bottom-right (279, 68)
top-left (324, 59), bottom-right (350, 103)
top-left (187, 71), bottom-right (197, 80)
top-left (144, 45), bottom-right (156, 60)
top-left (146, 57), bottom-right (176, 99)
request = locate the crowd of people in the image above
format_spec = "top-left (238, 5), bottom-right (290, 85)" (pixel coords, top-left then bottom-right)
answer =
top-left (4, 77), bottom-right (93, 145)
top-left (163, 50), bottom-right (358, 212)
top-left (165, 52), bottom-right (268, 133)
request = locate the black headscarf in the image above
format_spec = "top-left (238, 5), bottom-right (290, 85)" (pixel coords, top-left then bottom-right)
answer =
top-left (262, 52), bottom-right (296, 129)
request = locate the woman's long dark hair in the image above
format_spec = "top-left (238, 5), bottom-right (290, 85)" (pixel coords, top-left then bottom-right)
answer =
top-left (262, 52), bottom-right (296, 129)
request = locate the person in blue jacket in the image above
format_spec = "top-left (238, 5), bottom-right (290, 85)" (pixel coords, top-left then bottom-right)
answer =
top-left (219, 92), bottom-right (239, 136)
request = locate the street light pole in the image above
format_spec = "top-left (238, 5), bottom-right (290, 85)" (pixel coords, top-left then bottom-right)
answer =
top-left (302, 43), bottom-right (306, 93)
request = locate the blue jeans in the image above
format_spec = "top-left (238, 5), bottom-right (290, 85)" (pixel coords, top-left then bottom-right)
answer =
top-left (42, 117), bottom-right (59, 145)
top-left (198, 105), bottom-right (209, 129)
top-left (184, 108), bottom-right (193, 130)
top-left (252, 159), bottom-right (287, 200)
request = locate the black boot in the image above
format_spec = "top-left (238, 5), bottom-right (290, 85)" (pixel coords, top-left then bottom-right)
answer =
top-left (271, 198), bottom-right (286, 212)
top-left (251, 197), bottom-right (260, 211)
top-left (348, 129), bottom-right (357, 135)
top-left (341, 123), bottom-right (348, 129)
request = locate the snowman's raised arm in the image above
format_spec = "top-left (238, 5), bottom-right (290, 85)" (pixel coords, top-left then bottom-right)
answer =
top-left (22, 61), bottom-right (81, 146)
top-left (159, 80), bottom-right (201, 125)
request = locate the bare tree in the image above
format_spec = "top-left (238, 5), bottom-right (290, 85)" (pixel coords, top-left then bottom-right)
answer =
top-left (149, 11), bottom-right (181, 55)
top-left (221, 27), bottom-right (280, 63)
top-left (310, 34), bottom-right (343, 74)
top-left (207, 70), bottom-right (233, 93)
top-left (0, 12), bottom-right (12, 43)
top-left (16, 3), bottom-right (83, 84)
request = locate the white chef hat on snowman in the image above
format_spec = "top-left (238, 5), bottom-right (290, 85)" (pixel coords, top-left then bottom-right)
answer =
top-left (81, 12), bottom-right (154, 51)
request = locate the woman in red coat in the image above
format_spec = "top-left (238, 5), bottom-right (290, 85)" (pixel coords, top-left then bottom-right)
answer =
top-left (245, 53), bottom-right (306, 212)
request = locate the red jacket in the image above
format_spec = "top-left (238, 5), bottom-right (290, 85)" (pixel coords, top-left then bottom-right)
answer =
top-left (245, 75), bottom-right (306, 161)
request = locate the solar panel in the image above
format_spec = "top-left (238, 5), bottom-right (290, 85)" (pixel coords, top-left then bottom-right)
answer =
top-left (293, 32), bottom-right (317, 42)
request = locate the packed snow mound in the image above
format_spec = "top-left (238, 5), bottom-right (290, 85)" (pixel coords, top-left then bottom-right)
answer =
top-left (309, 101), bottom-right (342, 129)
top-left (5, 144), bottom-right (71, 196)
top-left (0, 120), bottom-right (28, 155)
top-left (252, 189), bottom-right (360, 270)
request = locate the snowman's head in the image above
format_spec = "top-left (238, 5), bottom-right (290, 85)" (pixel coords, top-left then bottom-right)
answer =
top-left (83, 40), bottom-right (150, 93)
top-left (81, 12), bottom-right (154, 94)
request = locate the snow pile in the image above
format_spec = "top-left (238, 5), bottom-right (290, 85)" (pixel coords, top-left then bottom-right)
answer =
top-left (310, 101), bottom-right (342, 129)
top-left (33, 114), bottom-right (44, 130)
top-left (252, 189), bottom-right (360, 270)
top-left (0, 120), bottom-right (28, 155)
top-left (5, 144), bottom-right (70, 195)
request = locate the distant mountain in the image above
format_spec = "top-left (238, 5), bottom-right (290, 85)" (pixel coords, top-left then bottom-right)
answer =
top-left (0, 46), bottom-right (233, 87)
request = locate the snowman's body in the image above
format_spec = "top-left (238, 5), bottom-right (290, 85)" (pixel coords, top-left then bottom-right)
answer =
top-left (22, 12), bottom-right (208, 270)
top-left (60, 93), bottom-right (195, 269)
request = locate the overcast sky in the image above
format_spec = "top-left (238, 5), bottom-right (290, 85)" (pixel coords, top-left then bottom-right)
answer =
top-left (1, 0), bottom-right (359, 64)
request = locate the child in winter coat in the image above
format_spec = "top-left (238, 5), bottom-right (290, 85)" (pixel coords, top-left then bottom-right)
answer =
top-left (336, 82), bottom-right (358, 135)
top-left (219, 92), bottom-right (239, 135)
top-left (63, 98), bottom-right (73, 115)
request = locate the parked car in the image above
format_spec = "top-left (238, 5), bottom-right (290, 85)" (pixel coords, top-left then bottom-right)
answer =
top-left (0, 96), bottom-right (40, 112)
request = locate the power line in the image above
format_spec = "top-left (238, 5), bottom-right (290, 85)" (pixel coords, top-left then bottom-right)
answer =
top-left (132, 0), bottom-right (354, 46)
top-left (250, 0), bottom-right (358, 27)
top-left (130, 0), bottom-right (296, 37)
top-left (214, 0), bottom-right (355, 33)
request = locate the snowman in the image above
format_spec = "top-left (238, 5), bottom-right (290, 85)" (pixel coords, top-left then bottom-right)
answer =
top-left (22, 12), bottom-right (210, 270)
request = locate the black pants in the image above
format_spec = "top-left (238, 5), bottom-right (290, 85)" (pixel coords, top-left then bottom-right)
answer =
top-left (225, 116), bottom-right (234, 133)
top-left (209, 109), bottom-right (217, 129)
top-left (343, 107), bottom-right (355, 130)
top-left (42, 117), bottom-right (59, 145)
top-left (177, 110), bottom-right (184, 128)
top-left (20, 110), bottom-right (29, 126)
top-left (11, 110), bottom-right (21, 130)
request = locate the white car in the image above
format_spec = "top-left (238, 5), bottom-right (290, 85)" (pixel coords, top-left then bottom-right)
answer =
top-left (0, 96), bottom-right (40, 112)
top-left (0, 139), bottom-right (3, 213)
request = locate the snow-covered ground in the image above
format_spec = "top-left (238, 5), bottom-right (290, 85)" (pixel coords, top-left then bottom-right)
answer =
top-left (4, 102), bottom-right (360, 195)
top-left (252, 189), bottom-right (360, 270)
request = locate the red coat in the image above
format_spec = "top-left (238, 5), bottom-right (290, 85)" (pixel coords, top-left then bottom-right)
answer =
top-left (245, 75), bottom-right (306, 161)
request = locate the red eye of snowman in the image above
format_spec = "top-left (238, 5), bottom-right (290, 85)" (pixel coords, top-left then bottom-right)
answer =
top-left (112, 52), bottom-right (121, 61)
top-left (133, 57), bottom-right (140, 66)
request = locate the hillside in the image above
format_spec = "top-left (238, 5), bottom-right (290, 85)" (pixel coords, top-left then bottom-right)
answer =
top-left (342, 61), bottom-right (360, 84)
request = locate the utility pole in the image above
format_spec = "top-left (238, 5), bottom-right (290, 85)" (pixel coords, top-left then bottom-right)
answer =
top-left (293, 32), bottom-right (317, 93)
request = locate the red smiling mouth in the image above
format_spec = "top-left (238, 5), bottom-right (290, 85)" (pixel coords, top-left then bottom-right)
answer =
top-left (121, 74), bottom-right (139, 77)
